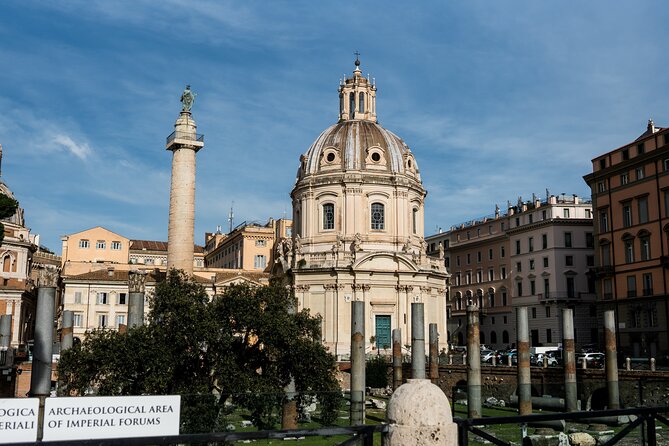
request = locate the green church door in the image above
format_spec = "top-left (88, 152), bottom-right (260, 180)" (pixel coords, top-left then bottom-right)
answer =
top-left (375, 315), bottom-right (391, 350)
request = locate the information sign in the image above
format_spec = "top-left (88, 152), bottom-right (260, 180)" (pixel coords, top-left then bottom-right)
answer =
top-left (0, 398), bottom-right (39, 444)
top-left (43, 395), bottom-right (180, 441)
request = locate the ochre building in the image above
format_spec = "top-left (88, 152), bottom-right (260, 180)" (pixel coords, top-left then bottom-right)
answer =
top-left (584, 120), bottom-right (669, 358)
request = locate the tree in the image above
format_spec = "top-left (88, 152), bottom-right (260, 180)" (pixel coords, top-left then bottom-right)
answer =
top-left (0, 193), bottom-right (18, 245)
top-left (58, 270), bottom-right (341, 432)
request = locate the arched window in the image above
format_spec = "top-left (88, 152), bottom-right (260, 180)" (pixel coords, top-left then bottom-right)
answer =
top-left (476, 289), bottom-right (484, 308)
top-left (349, 93), bottom-right (355, 119)
top-left (412, 208), bottom-right (418, 234)
top-left (491, 331), bottom-right (497, 344)
top-left (488, 288), bottom-right (496, 307)
top-left (465, 290), bottom-right (473, 306)
top-left (2, 256), bottom-right (9, 272)
top-left (371, 202), bottom-right (385, 230)
top-left (502, 330), bottom-right (509, 344)
top-left (359, 92), bottom-right (365, 112)
top-left (455, 292), bottom-right (462, 311)
top-left (322, 203), bottom-right (335, 230)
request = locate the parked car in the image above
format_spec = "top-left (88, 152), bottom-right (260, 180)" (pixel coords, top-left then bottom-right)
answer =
top-left (534, 352), bottom-right (558, 366)
top-left (480, 350), bottom-right (496, 363)
top-left (510, 351), bottom-right (535, 365)
top-left (577, 352), bottom-right (604, 368)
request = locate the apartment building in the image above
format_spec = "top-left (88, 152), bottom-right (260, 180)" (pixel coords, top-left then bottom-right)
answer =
top-left (584, 120), bottom-right (669, 358)
top-left (428, 210), bottom-right (512, 350)
top-left (428, 194), bottom-right (597, 351)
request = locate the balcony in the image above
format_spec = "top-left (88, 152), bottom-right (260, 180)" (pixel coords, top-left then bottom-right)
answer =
top-left (538, 292), bottom-right (579, 302)
top-left (590, 266), bottom-right (614, 278)
top-left (166, 131), bottom-right (205, 150)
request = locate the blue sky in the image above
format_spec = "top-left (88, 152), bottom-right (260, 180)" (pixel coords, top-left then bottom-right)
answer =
top-left (1, 1), bottom-right (668, 251)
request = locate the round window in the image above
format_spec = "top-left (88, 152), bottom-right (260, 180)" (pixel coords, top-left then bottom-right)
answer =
top-left (326, 152), bottom-right (336, 162)
top-left (371, 152), bottom-right (381, 162)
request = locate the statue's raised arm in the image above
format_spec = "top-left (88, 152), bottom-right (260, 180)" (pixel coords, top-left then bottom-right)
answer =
top-left (180, 85), bottom-right (196, 112)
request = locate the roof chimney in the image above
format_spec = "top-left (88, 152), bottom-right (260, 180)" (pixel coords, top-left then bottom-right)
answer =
top-left (107, 267), bottom-right (114, 277)
top-left (648, 118), bottom-right (657, 133)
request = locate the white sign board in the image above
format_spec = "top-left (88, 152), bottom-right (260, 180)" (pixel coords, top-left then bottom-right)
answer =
top-left (0, 398), bottom-right (39, 444)
top-left (43, 395), bottom-right (180, 441)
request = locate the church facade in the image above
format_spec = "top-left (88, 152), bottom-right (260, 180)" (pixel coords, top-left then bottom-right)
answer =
top-left (275, 59), bottom-right (449, 358)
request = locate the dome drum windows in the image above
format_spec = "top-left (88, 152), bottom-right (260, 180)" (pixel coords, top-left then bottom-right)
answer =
top-left (371, 202), bottom-right (385, 230)
top-left (322, 203), bottom-right (335, 231)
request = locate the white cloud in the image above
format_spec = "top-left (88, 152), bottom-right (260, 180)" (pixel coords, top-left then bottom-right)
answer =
top-left (52, 133), bottom-right (92, 160)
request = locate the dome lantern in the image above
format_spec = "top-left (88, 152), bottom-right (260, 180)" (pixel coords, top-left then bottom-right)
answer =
top-left (339, 55), bottom-right (377, 123)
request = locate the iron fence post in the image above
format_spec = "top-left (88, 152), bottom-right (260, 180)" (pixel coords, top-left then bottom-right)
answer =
top-left (458, 420), bottom-right (469, 446)
top-left (646, 413), bottom-right (656, 446)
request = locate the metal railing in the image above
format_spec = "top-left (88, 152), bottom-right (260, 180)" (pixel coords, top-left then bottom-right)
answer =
top-left (11, 424), bottom-right (384, 446)
top-left (455, 406), bottom-right (669, 446)
top-left (165, 131), bottom-right (204, 145)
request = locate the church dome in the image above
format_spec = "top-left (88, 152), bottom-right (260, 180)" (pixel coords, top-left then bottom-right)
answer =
top-left (300, 120), bottom-right (420, 179)
top-left (296, 58), bottom-right (420, 182)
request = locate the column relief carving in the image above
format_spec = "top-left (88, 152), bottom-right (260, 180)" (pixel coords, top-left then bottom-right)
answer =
top-left (36, 265), bottom-right (59, 288)
top-left (128, 270), bottom-right (147, 293)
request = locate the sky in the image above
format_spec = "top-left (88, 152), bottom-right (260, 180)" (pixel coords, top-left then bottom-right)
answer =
top-left (1, 1), bottom-right (668, 252)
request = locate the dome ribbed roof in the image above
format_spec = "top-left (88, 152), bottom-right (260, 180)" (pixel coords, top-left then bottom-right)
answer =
top-left (300, 120), bottom-right (420, 179)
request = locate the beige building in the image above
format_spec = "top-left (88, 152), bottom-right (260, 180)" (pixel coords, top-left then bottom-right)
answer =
top-left (60, 226), bottom-right (269, 340)
top-left (61, 227), bottom-right (204, 275)
top-left (204, 218), bottom-right (292, 272)
top-left (277, 59), bottom-right (449, 358)
top-left (61, 227), bottom-right (129, 265)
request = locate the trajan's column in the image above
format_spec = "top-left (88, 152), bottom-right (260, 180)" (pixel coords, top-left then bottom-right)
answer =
top-left (166, 85), bottom-right (204, 275)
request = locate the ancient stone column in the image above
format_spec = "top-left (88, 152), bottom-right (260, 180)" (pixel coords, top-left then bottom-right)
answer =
top-left (392, 328), bottom-right (402, 390)
top-left (562, 308), bottom-right (578, 412)
top-left (30, 265), bottom-right (58, 397)
top-left (467, 304), bottom-right (482, 418)
top-left (516, 306), bottom-right (532, 415)
top-left (31, 265), bottom-right (58, 441)
top-left (411, 302), bottom-right (426, 379)
top-left (166, 92), bottom-right (204, 275)
top-left (0, 314), bottom-right (11, 351)
top-left (350, 300), bottom-right (365, 425)
top-left (127, 270), bottom-right (146, 328)
top-left (604, 309), bottom-right (620, 409)
top-left (429, 323), bottom-right (439, 383)
top-left (61, 310), bottom-right (73, 351)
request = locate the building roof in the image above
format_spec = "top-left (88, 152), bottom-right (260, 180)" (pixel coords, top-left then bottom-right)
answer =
top-left (63, 268), bottom-right (268, 286)
top-left (212, 270), bottom-right (270, 283)
top-left (63, 269), bottom-right (163, 282)
top-left (130, 240), bottom-right (204, 254)
top-left (64, 226), bottom-right (127, 240)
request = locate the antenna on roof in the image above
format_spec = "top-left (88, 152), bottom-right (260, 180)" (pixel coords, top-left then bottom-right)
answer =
top-left (228, 202), bottom-right (234, 234)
